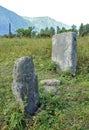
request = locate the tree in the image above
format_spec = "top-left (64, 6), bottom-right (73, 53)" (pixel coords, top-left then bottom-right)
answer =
top-left (61, 27), bottom-right (66, 33)
top-left (39, 29), bottom-right (46, 37)
top-left (57, 26), bottom-right (61, 34)
top-left (71, 24), bottom-right (78, 33)
top-left (39, 27), bottom-right (50, 37)
top-left (79, 23), bottom-right (84, 36)
top-left (16, 28), bottom-right (24, 37)
top-left (49, 27), bottom-right (55, 37)
top-left (45, 27), bottom-right (50, 37)
top-left (39, 27), bottom-right (55, 38)
top-left (28, 27), bottom-right (33, 37)
top-left (31, 31), bottom-right (37, 38)
top-left (79, 23), bottom-right (89, 36)
top-left (16, 26), bottom-right (36, 38)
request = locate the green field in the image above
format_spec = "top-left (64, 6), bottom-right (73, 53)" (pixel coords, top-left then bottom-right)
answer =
top-left (0, 36), bottom-right (89, 130)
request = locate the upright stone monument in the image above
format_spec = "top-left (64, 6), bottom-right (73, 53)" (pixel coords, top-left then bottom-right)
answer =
top-left (52, 32), bottom-right (77, 73)
top-left (12, 56), bottom-right (39, 115)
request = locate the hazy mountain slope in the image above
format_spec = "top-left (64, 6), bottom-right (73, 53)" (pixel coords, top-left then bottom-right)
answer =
top-left (23, 16), bottom-right (71, 32)
top-left (0, 6), bottom-right (71, 35)
top-left (0, 6), bottom-right (32, 35)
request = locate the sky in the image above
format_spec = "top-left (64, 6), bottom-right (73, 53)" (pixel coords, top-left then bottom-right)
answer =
top-left (0, 0), bottom-right (89, 26)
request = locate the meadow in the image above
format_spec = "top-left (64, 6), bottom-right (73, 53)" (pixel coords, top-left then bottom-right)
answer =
top-left (0, 36), bottom-right (89, 130)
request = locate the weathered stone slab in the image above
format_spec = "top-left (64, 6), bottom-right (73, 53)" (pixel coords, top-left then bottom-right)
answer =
top-left (40, 79), bottom-right (60, 86)
top-left (52, 32), bottom-right (77, 73)
top-left (40, 79), bottom-right (60, 95)
top-left (43, 86), bottom-right (59, 94)
top-left (12, 56), bottom-right (39, 115)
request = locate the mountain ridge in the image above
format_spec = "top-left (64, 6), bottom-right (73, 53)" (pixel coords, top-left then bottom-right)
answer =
top-left (23, 16), bottom-right (70, 32)
top-left (0, 6), bottom-right (71, 35)
top-left (0, 6), bottom-right (32, 35)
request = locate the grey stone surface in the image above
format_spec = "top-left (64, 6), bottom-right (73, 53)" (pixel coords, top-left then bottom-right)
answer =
top-left (43, 86), bottom-right (58, 93)
top-left (40, 79), bottom-right (60, 86)
top-left (12, 56), bottom-right (39, 115)
top-left (52, 32), bottom-right (77, 73)
top-left (40, 79), bottom-right (60, 95)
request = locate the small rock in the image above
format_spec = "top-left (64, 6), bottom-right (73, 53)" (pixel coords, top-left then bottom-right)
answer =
top-left (40, 79), bottom-right (61, 86)
top-left (43, 86), bottom-right (60, 95)
top-left (44, 86), bottom-right (57, 92)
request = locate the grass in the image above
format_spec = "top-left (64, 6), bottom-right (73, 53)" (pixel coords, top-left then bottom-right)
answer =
top-left (0, 36), bottom-right (89, 130)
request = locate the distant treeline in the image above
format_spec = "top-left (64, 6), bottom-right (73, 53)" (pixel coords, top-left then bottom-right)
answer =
top-left (2, 23), bottom-right (89, 38)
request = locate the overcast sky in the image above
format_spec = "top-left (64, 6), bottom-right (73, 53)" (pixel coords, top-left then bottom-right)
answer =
top-left (0, 0), bottom-right (89, 26)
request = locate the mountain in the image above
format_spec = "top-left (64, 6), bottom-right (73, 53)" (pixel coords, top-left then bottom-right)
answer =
top-left (0, 6), bottom-right (32, 35)
top-left (23, 16), bottom-right (70, 32)
top-left (0, 6), bottom-right (71, 35)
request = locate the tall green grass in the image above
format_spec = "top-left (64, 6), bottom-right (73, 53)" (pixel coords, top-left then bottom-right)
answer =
top-left (0, 36), bottom-right (89, 130)
top-left (77, 36), bottom-right (89, 74)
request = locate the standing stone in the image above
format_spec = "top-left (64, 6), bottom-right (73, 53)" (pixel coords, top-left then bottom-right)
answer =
top-left (12, 56), bottom-right (39, 115)
top-left (52, 32), bottom-right (77, 73)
